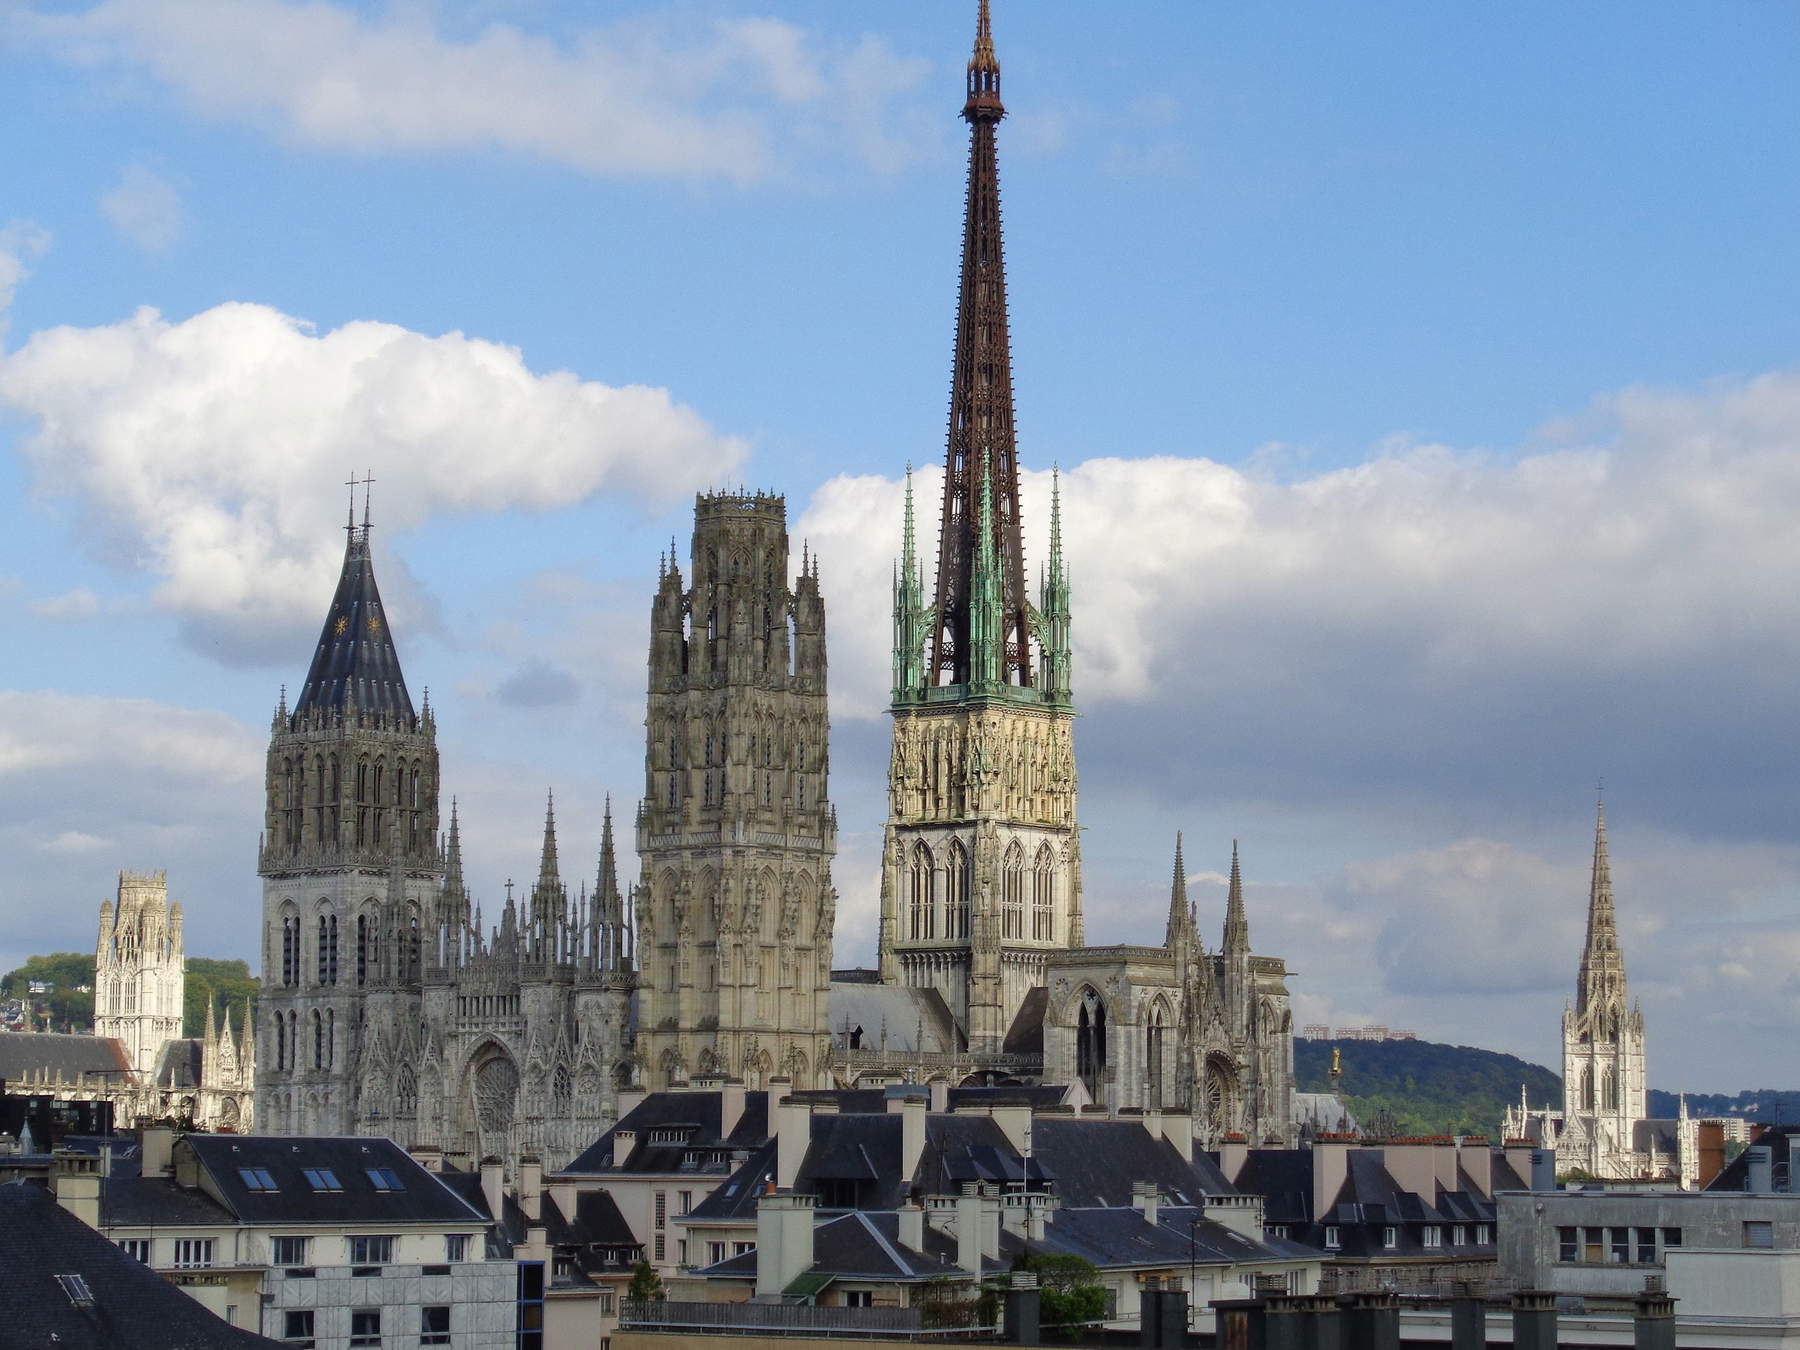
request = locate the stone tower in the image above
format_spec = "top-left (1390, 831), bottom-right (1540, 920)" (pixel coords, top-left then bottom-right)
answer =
top-left (1559, 797), bottom-right (1648, 1177)
top-left (636, 491), bottom-right (836, 1091)
top-left (95, 870), bottom-right (185, 1076)
top-left (256, 496), bottom-right (442, 1136)
top-left (877, 0), bottom-right (1081, 1053)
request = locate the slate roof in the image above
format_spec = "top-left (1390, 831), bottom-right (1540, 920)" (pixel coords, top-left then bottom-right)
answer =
top-left (564, 1090), bottom-right (771, 1175)
top-left (1029, 1117), bottom-right (1232, 1207)
top-left (828, 983), bottom-right (962, 1053)
top-left (696, 1210), bottom-right (991, 1284)
top-left (185, 1135), bottom-right (486, 1226)
top-left (1707, 1126), bottom-right (1800, 1191)
top-left (686, 1141), bottom-right (776, 1221)
top-left (1002, 987), bottom-right (1047, 1055)
top-left (0, 1031), bottom-right (132, 1083)
top-left (291, 525), bottom-right (415, 721)
top-left (153, 1039), bottom-right (204, 1090)
top-left (1229, 1149), bottom-right (1313, 1225)
top-left (0, 1179), bottom-right (282, 1349)
top-left (105, 1175), bottom-right (237, 1228)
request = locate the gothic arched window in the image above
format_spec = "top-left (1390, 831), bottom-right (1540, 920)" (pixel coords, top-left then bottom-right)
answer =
top-left (1146, 1004), bottom-right (1167, 1109)
top-left (355, 913), bottom-right (370, 986)
top-left (275, 1014), bottom-right (287, 1071)
top-left (1031, 844), bottom-right (1055, 941)
top-left (946, 840), bottom-right (971, 940)
top-left (316, 913), bottom-right (338, 986)
top-left (1001, 843), bottom-right (1024, 939)
top-left (909, 843), bottom-right (935, 940)
top-left (1076, 989), bottom-right (1107, 1100)
top-left (312, 1010), bottom-right (325, 1069)
top-left (281, 912), bottom-right (299, 987)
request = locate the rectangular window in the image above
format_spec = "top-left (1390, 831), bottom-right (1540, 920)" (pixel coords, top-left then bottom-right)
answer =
top-left (420, 1306), bottom-right (451, 1346)
top-left (1382, 1226), bottom-right (1398, 1250)
top-left (445, 1233), bottom-right (470, 1263)
top-left (1476, 1224), bottom-right (1491, 1245)
top-left (678, 1190), bottom-right (693, 1216)
top-left (1662, 1227), bottom-right (1683, 1248)
top-left (1422, 1225), bottom-right (1442, 1248)
top-left (173, 1239), bottom-right (214, 1269)
top-left (1637, 1227), bottom-right (1658, 1263)
top-left (284, 1310), bottom-right (315, 1347)
top-left (1558, 1226), bottom-right (1578, 1262)
top-left (598, 1291), bottom-right (615, 1316)
top-left (1745, 1221), bottom-right (1775, 1249)
top-left (1611, 1227), bottom-right (1631, 1263)
top-left (654, 1234), bottom-right (665, 1262)
top-left (844, 1290), bottom-right (873, 1308)
top-left (708, 1241), bottom-right (726, 1265)
top-left (1266, 1225), bottom-right (1287, 1240)
top-left (349, 1309), bottom-right (381, 1348)
top-left (654, 1192), bottom-right (667, 1230)
top-left (1323, 1226), bottom-right (1341, 1250)
top-left (349, 1235), bottom-right (395, 1266)
top-left (364, 1167), bottom-right (404, 1192)
top-left (272, 1236), bottom-right (310, 1267)
top-left (676, 1240), bottom-right (688, 1267)
top-left (1583, 1227), bottom-right (1605, 1263)
top-left (118, 1239), bottom-right (151, 1264)
top-left (238, 1167), bottom-right (279, 1191)
top-left (734, 1242), bottom-right (754, 1256)
top-left (301, 1168), bottom-right (342, 1192)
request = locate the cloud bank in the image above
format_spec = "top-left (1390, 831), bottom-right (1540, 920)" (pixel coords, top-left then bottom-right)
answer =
top-left (26, 0), bottom-right (933, 182)
top-left (0, 300), bottom-right (746, 659)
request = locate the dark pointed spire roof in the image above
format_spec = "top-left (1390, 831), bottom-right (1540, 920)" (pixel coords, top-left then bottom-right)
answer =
top-left (536, 789), bottom-right (561, 889)
top-left (1165, 832), bottom-right (1194, 948)
top-left (595, 794), bottom-right (620, 922)
top-left (292, 508), bottom-right (415, 721)
top-left (1576, 795), bottom-right (1627, 1014)
top-left (929, 0), bottom-right (1034, 690)
top-left (444, 798), bottom-right (465, 896)
top-left (1223, 839), bottom-right (1249, 956)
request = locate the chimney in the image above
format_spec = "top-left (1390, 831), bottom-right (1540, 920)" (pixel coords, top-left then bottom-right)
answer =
top-left (518, 1155), bottom-right (544, 1223)
top-left (1311, 1137), bottom-right (1351, 1223)
top-left (1132, 1181), bottom-right (1160, 1227)
top-left (51, 1151), bottom-right (102, 1229)
top-left (1530, 1148), bottom-right (1557, 1192)
top-left (1026, 1197), bottom-right (1054, 1243)
top-left (1748, 1145), bottom-right (1774, 1195)
top-left (930, 1079), bottom-right (949, 1114)
top-left (409, 1145), bottom-right (444, 1174)
top-left (1161, 1110), bottom-right (1194, 1163)
top-left (901, 1095), bottom-right (927, 1186)
top-left (956, 1186), bottom-right (984, 1274)
top-left (1503, 1138), bottom-right (1536, 1187)
top-left (1219, 1135), bottom-right (1250, 1184)
top-left (140, 1125), bottom-right (174, 1179)
top-left (1382, 1142), bottom-right (1437, 1201)
top-left (612, 1130), bottom-right (637, 1170)
top-left (897, 1200), bottom-right (925, 1253)
top-left (720, 1078), bottom-right (747, 1140)
top-left (989, 1103), bottom-right (1032, 1158)
top-left (777, 1095), bottom-right (811, 1191)
top-left (616, 1084), bottom-right (648, 1123)
top-left (1460, 1140), bottom-right (1494, 1198)
top-left (755, 1191), bottom-right (817, 1298)
top-left (517, 1225), bottom-right (550, 1263)
top-left (480, 1156), bottom-right (507, 1224)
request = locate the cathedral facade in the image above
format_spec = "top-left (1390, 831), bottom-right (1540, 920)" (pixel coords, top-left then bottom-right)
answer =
top-left (255, 503), bottom-right (634, 1168)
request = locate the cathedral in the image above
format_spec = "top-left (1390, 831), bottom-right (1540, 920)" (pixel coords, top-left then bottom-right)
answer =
top-left (252, 0), bottom-right (1297, 1161)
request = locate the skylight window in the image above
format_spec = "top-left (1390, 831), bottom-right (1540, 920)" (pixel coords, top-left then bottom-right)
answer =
top-left (365, 1167), bottom-right (404, 1192)
top-left (54, 1274), bottom-right (94, 1307)
top-left (239, 1167), bottom-right (279, 1191)
top-left (302, 1168), bottom-right (343, 1192)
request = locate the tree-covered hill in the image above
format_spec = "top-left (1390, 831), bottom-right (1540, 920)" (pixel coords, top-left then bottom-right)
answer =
top-left (3, 953), bottom-right (258, 1037)
top-left (1295, 1038), bottom-right (1560, 1137)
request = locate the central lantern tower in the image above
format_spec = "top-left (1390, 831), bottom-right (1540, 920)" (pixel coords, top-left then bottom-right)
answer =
top-left (877, 0), bottom-right (1081, 1054)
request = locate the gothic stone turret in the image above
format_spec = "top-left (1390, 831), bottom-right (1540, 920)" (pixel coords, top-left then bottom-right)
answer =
top-left (877, 1), bottom-right (1081, 1054)
top-left (637, 491), bottom-right (837, 1090)
top-left (256, 507), bottom-right (443, 1136)
top-left (95, 870), bottom-right (185, 1077)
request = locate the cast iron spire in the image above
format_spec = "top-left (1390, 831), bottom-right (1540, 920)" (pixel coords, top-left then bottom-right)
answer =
top-left (1576, 795), bottom-right (1626, 1015)
top-left (292, 481), bottom-right (415, 722)
top-left (930, 0), bottom-right (1033, 688)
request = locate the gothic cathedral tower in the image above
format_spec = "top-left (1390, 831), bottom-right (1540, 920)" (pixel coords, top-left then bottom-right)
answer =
top-left (256, 499), bottom-right (442, 1135)
top-left (636, 492), bottom-right (836, 1090)
top-left (1559, 798), bottom-right (1648, 1177)
top-left (94, 870), bottom-right (185, 1077)
top-left (878, 1), bottom-right (1081, 1054)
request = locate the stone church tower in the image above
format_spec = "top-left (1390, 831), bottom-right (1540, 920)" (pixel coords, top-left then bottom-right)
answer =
top-left (95, 870), bottom-right (185, 1077)
top-left (1558, 798), bottom-right (1649, 1176)
top-left (256, 499), bottom-right (443, 1136)
top-left (877, 0), bottom-right (1081, 1054)
top-left (636, 491), bottom-right (836, 1091)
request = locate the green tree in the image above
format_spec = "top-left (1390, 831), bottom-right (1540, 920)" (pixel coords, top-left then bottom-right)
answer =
top-left (184, 958), bottom-right (260, 1037)
top-left (626, 1259), bottom-right (665, 1302)
top-left (1012, 1252), bottom-right (1106, 1339)
top-left (2, 953), bottom-right (97, 1031)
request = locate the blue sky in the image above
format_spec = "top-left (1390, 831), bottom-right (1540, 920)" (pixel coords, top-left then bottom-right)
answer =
top-left (3, 0), bottom-right (1800, 1093)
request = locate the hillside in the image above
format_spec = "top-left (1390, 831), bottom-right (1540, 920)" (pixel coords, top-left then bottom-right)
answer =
top-left (1295, 1038), bottom-right (1559, 1137)
top-left (2, 952), bottom-right (258, 1037)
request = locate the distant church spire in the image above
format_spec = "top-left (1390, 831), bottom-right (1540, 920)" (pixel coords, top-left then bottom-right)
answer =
top-left (292, 488), bottom-right (415, 723)
top-left (1223, 839), bottom-right (1249, 956)
top-left (927, 0), bottom-right (1033, 689)
top-left (1165, 832), bottom-right (1194, 948)
top-left (1576, 793), bottom-right (1626, 1015)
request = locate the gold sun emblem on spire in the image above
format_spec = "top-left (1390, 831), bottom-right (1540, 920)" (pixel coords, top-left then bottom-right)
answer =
top-left (333, 616), bottom-right (348, 636)
top-left (367, 615), bottom-right (383, 635)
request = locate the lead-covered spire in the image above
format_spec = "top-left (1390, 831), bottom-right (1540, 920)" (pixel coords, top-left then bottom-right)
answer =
top-left (1223, 840), bottom-right (1249, 956)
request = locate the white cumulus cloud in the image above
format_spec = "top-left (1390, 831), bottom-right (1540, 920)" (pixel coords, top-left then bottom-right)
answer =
top-left (0, 220), bottom-right (51, 331)
top-left (0, 301), bottom-right (746, 659)
top-left (26, 0), bottom-right (933, 183)
top-left (100, 164), bottom-right (186, 252)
